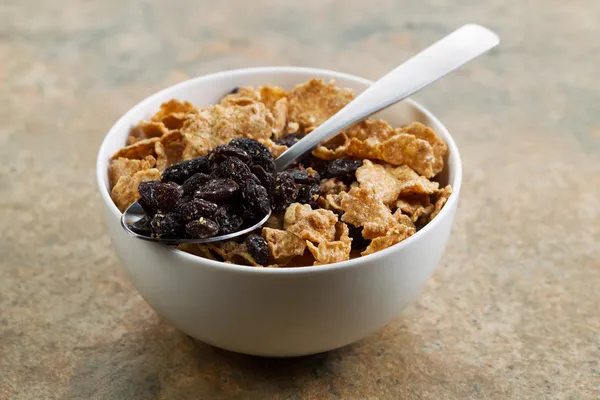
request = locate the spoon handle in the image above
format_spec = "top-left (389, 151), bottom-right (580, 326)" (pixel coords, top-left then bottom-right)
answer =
top-left (274, 24), bottom-right (499, 171)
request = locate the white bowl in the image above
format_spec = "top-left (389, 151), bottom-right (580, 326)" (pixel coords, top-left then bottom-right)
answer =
top-left (96, 67), bottom-right (462, 357)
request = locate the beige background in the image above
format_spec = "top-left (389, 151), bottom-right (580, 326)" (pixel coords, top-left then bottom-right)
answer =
top-left (1, 0), bottom-right (599, 399)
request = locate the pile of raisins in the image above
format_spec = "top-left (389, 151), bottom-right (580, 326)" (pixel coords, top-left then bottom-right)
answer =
top-left (129, 136), bottom-right (364, 265)
top-left (132, 139), bottom-right (277, 241)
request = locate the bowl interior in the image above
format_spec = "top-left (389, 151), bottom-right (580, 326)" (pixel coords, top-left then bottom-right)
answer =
top-left (97, 67), bottom-right (461, 233)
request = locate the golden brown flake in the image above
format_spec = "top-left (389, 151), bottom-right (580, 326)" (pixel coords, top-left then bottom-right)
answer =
top-left (312, 131), bottom-right (438, 178)
top-left (151, 99), bottom-right (199, 130)
top-left (259, 86), bottom-right (287, 109)
top-left (317, 193), bottom-right (345, 213)
top-left (361, 224), bottom-right (415, 256)
top-left (283, 203), bottom-right (338, 243)
top-left (397, 122), bottom-right (447, 176)
top-left (306, 222), bottom-right (352, 265)
top-left (339, 187), bottom-right (396, 239)
top-left (320, 178), bottom-right (348, 196)
top-left (155, 130), bottom-right (186, 171)
top-left (286, 121), bottom-right (300, 134)
top-left (271, 97), bottom-right (289, 138)
top-left (395, 195), bottom-right (434, 223)
top-left (207, 241), bottom-right (262, 266)
top-left (108, 155), bottom-right (156, 189)
top-left (355, 160), bottom-right (402, 204)
top-left (181, 104), bottom-right (274, 160)
top-left (262, 227), bottom-right (306, 262)
top-left (110, 168), bottom-right (161, 212)
top-left (429, 185), bottom-right (453, 222)
top-left (288, 79), bottom-right (354, 129)
top-left (127, 121), bottom-right (169, 145)
top-left (345, 119), bottom-right (395, 141)
top-left (111, 137), bottom-right (159, 160)
top-left (387, 165), bottom-right (439, 195)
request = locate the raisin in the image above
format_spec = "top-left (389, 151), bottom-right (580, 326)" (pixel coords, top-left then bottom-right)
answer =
top-left (130, 215), bottom-right (152, 235)
top-left (325, 159), bottom-right (363, 178)
top-left (245, 234), bottom-right (270, 265)
top-left (209, 144), bottom-right (251, 164)
top-left (228, 87), bottom-right (240, 94)
top-left (195, 179), bottom-right (239, 202)
top-left (241, 181), bottom-right (270, 219)
top-left (185, 217), bottom-right (220, 238)
top-left (284, 167), bottom-right (310, 184)
top-left (210, 156), bottom-right (253, 183)
top-left (162, 157), bottom-right (210, 184)
top-left (300, 155), bottom-right (329, 177)
top-left (256, 155), bottom-right (276, 173)
top-left (176, 199), bottom-right (218, 222)
top-left (215, 204), bottom-right (244, 234)
top-left (151, 212), bottom-right (183, 238)
top-left (181, 173), bottom-right (210, 198)
top-left (155, 181), bottom-right (183, 211)
top-left (270, 172), bottom-right (299, 212)
top-left (137, 180), bottom-right (160, 215)
top-left (229, 138), bottom-right (275, 172)
top-left (348, 224), bottom-right (371, 250)
top-left (250, 164), bottom-right (274, 188)
top-left (275, 133), bottom-right (302, 147)
top-left (296, 183), bottom-right (320, 207)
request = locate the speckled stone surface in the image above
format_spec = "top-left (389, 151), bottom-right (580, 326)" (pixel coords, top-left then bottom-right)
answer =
top-left (1, 0), bottom-right (599, 399)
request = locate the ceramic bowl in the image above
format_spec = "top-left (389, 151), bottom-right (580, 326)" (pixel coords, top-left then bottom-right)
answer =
top-left (96, 67), bottom-right (462, 357)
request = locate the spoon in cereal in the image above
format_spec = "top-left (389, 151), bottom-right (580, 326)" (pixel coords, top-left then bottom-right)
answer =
top-left (121, 23), bottom-right (499, 244)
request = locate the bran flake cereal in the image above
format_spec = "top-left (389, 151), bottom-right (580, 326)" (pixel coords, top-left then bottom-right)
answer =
top-left (107, 78), bottom-right (453, 268)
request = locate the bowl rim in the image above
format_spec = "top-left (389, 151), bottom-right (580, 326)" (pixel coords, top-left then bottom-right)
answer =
top-left (96, 66), bottom-right (462, 275)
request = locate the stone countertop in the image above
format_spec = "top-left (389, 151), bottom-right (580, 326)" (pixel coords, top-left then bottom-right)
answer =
top-left (1, 0), bottom-right (599, 399)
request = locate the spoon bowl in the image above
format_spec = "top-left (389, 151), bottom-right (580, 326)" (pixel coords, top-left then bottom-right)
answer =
top-left (121, 201), bottom-right (272, 244)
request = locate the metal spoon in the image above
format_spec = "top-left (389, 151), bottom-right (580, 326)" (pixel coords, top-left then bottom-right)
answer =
top-left (121, 23), bottom-right (499, 244)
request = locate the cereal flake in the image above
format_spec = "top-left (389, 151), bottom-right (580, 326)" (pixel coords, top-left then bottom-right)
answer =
top-left (111, 137), bottom-right (159, 160)
top-left (284, 203), bottom-right (338, 243)
top-left (262, 227), bottom-right (306, 262)
top-left (288, 79), bottom-right (354, 129)
top-left (110, 168), bottom-right (161, 212)
top-left (108, 155), bottom-right (156, 189)
top-left (151, 99), bottom-right (199, 130)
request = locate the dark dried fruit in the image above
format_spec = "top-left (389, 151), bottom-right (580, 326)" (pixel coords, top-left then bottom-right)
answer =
top-left (210, 157), bottom-right (253, 183)
top-left (130, 215), bottom-right (152, 235)
top-left (181, 173), bottom-right (210, 197)
top-left (209, 144), bottom-right (251, 164)
top-left (162, 157), bottom-right (210, 184)
top-left (229, 138), bottom-right (275, 172)
top-left (245, 234), bottom-right (270, 265)
top-left (296, 183), bottom-right (320, 207)
top-left (176, 199), bottom-right (218, 222)
top-left (325, 159), bottom-right (363, 178)
top-left (300, 154), bottom-right (329, 177)
top-left (270, 172), bottom-right (299, 212)
top-left (151, 213), bottom-right (183, 238)
top-left (155, 181), bottom-right (183, 211)
top-left (284, 168), bottom-right (310, 184)
top-left (228, 87), bottom-right (240, 94)
top-left (275, 133), bottom-right (302, 147)
top-left (137, 180), bottom-right (160, 215)
top-left (348, 224), bottom-right (371, 250)
top-left (195, 179), bottom-right (239, 202)
top-left (241, 181), bottom-right (270, 219)
top-left (250, 164), bottom-right (274, 188)
top-left (215, 204), bottom-right (244, 234)
top-left (185, 217), bottom-right (220, 238)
